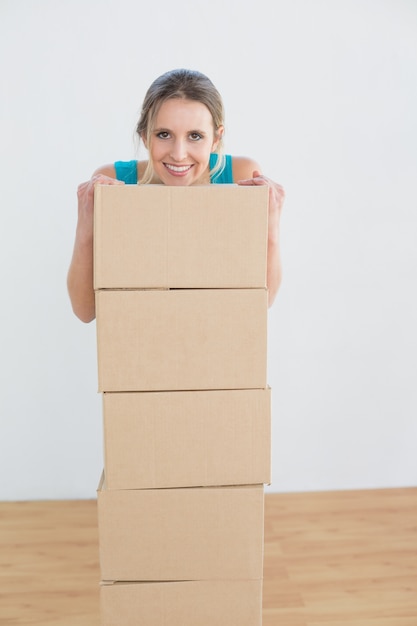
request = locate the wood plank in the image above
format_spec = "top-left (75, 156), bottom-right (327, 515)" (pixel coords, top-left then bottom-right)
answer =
top-left (0, 500), bottom-right (100, 625)
top-left (262, 487), bottom-right (417, 625)
top-left (0, 488), bottom-right (416, 624)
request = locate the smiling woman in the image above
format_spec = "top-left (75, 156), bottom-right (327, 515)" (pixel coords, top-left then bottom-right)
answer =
top-left (142, 98), bottom-right (222, 185)
top-left (136, 69), bottom-right (227, 185)
top-left (67, 68), bottom-right (285, 322)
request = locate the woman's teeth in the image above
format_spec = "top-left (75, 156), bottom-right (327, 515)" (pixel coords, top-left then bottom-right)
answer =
top-left (165, 164), bottom-right (192, 172)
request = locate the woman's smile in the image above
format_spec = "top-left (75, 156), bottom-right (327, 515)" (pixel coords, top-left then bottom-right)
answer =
top-left (163, 162), bottom-right (194, 176)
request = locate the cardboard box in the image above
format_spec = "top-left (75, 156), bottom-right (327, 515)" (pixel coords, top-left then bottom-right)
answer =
top-left (94, 184), bottom-right (268, 289)
top-left (100, 579), bottom-right (263, 626)
top-left (103, 388), bottom-right (271, 489)
top-left (96, 289), bottom-right (267, 392)
top-left (97, 475), bottom-right (264, 581)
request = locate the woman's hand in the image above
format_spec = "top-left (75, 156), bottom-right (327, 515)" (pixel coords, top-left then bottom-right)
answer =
top-left (76, 174), bottom-right (124, 244)
top-left (238, 171), bottom-right (285, 306)
top-left (237, 170), bottom-right (285, 240)
top-left (68, 173), bottom-right (124, 322)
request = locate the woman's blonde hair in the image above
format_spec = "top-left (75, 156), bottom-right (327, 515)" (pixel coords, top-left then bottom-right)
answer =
top-left (136, 69), bottom-right (226, 184)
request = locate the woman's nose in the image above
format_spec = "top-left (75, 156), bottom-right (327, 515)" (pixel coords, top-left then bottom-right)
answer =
top-left (169, 139), bottom-right (188, 161)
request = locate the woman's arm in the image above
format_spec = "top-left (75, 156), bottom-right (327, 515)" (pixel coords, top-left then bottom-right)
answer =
top-left (67, 166), bottom-right (123, 322)
top-left (234, 158), bottom-right (285, 307)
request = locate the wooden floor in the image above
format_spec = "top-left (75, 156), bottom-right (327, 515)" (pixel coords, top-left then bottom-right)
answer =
top-left (0, 487), bottom-right (416, 625)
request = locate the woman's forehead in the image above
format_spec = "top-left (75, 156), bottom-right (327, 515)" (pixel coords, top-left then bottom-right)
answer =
top-left (154, 98), bottom-right (213, 128)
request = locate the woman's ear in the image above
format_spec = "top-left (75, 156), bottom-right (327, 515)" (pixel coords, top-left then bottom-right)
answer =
top-left (141, 132), bottom-right (148, 149)
top-left (212, 125), bottom-right (224, 151)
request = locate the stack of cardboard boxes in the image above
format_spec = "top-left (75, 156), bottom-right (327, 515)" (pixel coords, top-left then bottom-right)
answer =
top-left (93, 184), bottom-right (271, 626)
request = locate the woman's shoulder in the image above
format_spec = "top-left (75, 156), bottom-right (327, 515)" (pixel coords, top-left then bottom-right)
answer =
top-left (230, 155), bottom-right (262, 181)
top-left (92, 160), bottom-right (148, 184)
top-left (92, 163), bottom-right (117, 177)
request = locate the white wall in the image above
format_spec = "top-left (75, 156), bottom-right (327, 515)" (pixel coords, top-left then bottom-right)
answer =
top-left (1, 0), bottom-right (416, 500)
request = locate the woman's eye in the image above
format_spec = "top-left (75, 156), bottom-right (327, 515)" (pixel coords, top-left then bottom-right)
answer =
top-left (157, 131), bottom-right (170, 139)
top-left (189, 132), bottom-right (203, 141)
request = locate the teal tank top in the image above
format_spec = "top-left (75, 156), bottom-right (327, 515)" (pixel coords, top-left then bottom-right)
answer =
top-left (114, 154), bottom-right (233, 184)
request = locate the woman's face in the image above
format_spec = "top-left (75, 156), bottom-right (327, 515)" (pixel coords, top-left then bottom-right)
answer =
top-left (145, 98), bottom-right (222, 186)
